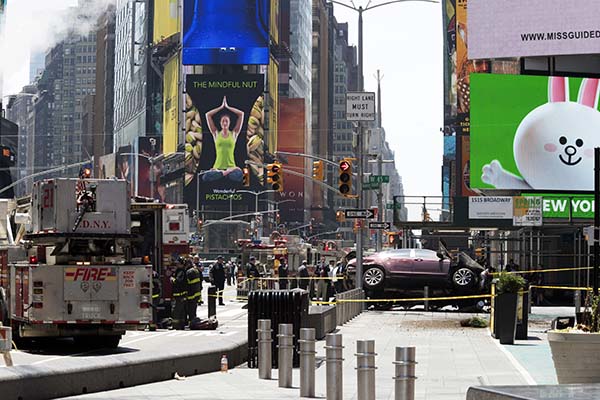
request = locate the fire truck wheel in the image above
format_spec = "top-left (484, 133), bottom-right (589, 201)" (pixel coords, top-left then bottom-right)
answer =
top-left (99, 335), bottom-right (121, 349)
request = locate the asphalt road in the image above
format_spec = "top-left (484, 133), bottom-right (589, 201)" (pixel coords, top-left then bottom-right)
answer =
top-left (2, 285), bottom-right (246, 368)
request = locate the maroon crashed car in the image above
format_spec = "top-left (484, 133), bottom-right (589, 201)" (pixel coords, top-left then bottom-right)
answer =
top-left (346, 248), bottom-right (484, 295)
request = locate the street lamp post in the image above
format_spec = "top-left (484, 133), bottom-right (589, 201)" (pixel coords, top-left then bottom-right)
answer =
top-left (237, 189), bottom-right (279, 238)
top-left (328, 0), bottom-right (437, 289)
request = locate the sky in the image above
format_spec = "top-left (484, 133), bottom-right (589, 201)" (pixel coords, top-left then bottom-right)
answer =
top-left (1, 0), bottom-right (443, 220)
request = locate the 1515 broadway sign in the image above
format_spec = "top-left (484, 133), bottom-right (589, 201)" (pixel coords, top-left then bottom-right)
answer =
top-left (469, 197), bottom-right (513, 219)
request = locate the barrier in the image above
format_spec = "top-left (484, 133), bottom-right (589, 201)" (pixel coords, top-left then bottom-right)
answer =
top-left (277, 323), bottom-right (294, 388)
top-left (394, 347), bottom-right (417, 400)
top-left (356, 340), bottom-right (377, 400)
top-left (257, 319), bottom-right (272, 380)
top-left (299, 328), bottom-right (316, 398)
top-left (326, 333), bottom-right (344, 400)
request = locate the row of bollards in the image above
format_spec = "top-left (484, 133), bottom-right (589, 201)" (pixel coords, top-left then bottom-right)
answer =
top-left (336, 289), bottom-right (365, 326)
top-left (257, 319), bottom-right (417, 399)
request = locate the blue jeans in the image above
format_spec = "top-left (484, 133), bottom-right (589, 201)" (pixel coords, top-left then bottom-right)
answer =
top-left (202, 169), bottom-right (243, 183)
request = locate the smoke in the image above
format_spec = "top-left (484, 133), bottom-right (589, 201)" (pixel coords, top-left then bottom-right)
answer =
top-left (1, 0), bottom-right (115, 97)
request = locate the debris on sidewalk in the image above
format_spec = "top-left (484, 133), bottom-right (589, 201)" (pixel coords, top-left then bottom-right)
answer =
top-left (173, 372), bottom-right (187, 381)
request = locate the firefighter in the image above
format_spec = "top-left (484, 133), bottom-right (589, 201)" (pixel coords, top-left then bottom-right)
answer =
top-left (278, 259), bottom-right (289, 290)
top-left (246, 255), bottom-right (260, 291)
top-left (151, 270), bottom-right (162, 329)
top-left (185, 258), bottom-right (202, 323)
top-left (170, 259), bottom-right (188, 330)
top-left (297, 260), bottom-right (310, 290)
top-left (211, 255), bottom-right (227, 305)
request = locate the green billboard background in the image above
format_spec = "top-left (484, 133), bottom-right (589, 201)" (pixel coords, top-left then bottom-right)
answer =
top-left (470, 73), bottom-right (588, 189)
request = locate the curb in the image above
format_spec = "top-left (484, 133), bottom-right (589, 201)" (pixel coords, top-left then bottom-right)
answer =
top-left (0, 336), bottom-right (248, 400)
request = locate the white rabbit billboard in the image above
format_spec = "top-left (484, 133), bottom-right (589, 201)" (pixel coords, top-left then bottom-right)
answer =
top-left (469, 0), bottom-right (600, 59)
top-left (471, 73), bottom-right (600, 192)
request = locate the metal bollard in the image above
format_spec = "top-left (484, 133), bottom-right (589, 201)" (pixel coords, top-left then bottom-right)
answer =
top-left (340, 292), bottom-right (346, 325)
top-left (355, 340), bottom-right (377, 400)
top-left (424, 286), bottom-right (429, 312)
top-left (325, 333), bottom-right (344, 400)
top-left (393, 347), bottom-right (417, 400)
top-left (299, 328), bottom-right (316, 397)
top-left (277, 323), bottom-right (294, 388)
top-left (257, 319), bottom-right (273, 379)
top-left (208, 285), bottom-right (217, 318)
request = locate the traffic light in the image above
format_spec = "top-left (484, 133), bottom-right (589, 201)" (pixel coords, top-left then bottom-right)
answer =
top-left (267, 162), bottom-right (284, 192)
top-left (338, 159), bottom-right (352, 196)
top-left (336, 210), bottom-right (346, 222)
top-left (312, 160), bottom-right (324, 181)
top-left (79, 165), bottom-right (92, 179)
top-left (242, 167), bottom-right (250, 187)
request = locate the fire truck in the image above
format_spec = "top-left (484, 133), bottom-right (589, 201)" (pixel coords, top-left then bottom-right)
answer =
top-left (0, 179), bottom-right (152, 348)
top-left (129, 201), bottom-right (190, 316)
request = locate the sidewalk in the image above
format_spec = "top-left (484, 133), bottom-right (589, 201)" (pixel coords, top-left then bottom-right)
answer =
top-left (63, 310), bottom-right (531, 400)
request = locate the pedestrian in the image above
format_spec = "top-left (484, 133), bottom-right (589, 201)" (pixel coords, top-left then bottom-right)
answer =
top-left (170, 259), bottom-right (188, 330)
top-left (278, 259), bottom-right (289, 290)
top-left (505, 259), bottom-right (519, 272)
top-left (297, 260), bottom-right (310, 290)
top-left (315, 258), bottom-right (330, 302)
top-left (531, 264), bottom-right (544, 306)
top-left (185, 259), bottom-right (202, 324)
top-left (211, 255), bottom-right (227, 305)
top-left (193, 255), bottom-right (204, 305)
top-left (246, 256), bottom-right (260, 291)
top-left (334, 261), bottom-right (345, 293)
top-left (327, 259), bottom-right (336, 299)
top-left (225, 261), bottom-right (232, 286)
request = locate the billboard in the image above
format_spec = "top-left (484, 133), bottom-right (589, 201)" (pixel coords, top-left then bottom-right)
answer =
top-left (117, 145), bottom-right (135, 195)
top-left (153, 0), bottom-right (179, 45)
top-left (182, 0), bottom-right (270, 65)
top-left (138, 137), bottom-right (164, 200)
top-left (97, 153), bottom-right (116, 179)
top-left (469, 0), bottom-right (600, 59)
top-left (460, 136), bottom-right (479, 196)
top-left (443, 0), bottom-right (457, 119)
top-left (183, 74), bottom-right (265, 208)
top-left (277, 98), bottom-right (306, 223)
top-left (163, 55), bottom-right (179, 154)
top-left (471, 74), bottom-right (600, 191)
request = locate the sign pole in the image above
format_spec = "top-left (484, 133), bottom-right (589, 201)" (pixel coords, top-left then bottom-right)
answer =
top-left (594, 147), bottom-right (599, 296)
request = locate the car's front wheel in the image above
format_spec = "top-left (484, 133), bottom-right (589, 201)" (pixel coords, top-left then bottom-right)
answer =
top-left (363, 267), bottom-right (385, 291)
top-left (451, 267), bottom-right (476, 289)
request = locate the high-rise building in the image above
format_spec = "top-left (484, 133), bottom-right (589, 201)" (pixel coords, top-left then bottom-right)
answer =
top-left (113, 0), bottom-right (151, 149)
top-left (5, 85), bottom-right (37, 195)
top-left (29, 51), bottom-right (45, 83)
top-left (311, 0), bottom-right (333, 224)
top-left (92, 4), bottom-right (116, 175)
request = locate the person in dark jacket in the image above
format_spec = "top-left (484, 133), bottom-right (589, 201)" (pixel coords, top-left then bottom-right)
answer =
top-left (278, 259), bottom-right (289, 290)
top-left (171, 260), bottom-right (188, 330)
top-left (297, 260), bottom-right (310, 290)
top-left (185, 259), bottom-right (202, 323)
top-left (315, 258), bottom-right (330, 302)
top-left (211, 255), bottom-right (227, 305)
top-left (246, 255), bottom-right (260, 291)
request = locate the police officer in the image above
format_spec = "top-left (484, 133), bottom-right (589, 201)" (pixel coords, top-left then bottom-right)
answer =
top-left (211, 256), bottom-right (227, 305)
top-left (192, 255), bottom-right (204, 305)
top-left (170, 259), bottom-right (188, 330)
top-left (185, 258), bottom-right (202, 323)
top-left (297, 260), bottom-right (310, 290)
top-left (246, 256), bottom-right (260, 291)
top-left (278, 259), bottom-right (289, 290)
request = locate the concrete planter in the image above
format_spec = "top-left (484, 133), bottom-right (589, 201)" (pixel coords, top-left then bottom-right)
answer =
top-left (548, 331), bottom-right (600, 384)
top-left (495, 292), bottom-right (518, 344)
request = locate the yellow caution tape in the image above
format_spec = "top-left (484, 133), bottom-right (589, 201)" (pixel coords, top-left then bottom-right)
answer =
top-left (491, 266), bottom-right (592, 276)
top-left (312, 293), bottom-right (493, 304)
top-left (530, 284), bottom-right (592, 291)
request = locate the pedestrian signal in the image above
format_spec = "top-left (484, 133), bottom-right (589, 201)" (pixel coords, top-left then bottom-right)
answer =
top-left (338, 159), bottom-right (352, 196)
top-left (267, 162), bottom-right (284, 192)
top-left (312, 160), bottom-right (324, 181)
top-left (242, 167), bottom-right (250, 187)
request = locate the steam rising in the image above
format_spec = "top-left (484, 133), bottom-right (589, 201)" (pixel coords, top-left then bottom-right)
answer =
top-left (0, 0), bottom-right (115, 97)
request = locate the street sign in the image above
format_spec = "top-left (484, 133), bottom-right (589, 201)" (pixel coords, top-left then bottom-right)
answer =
top-left (368, 222), bottom-right (391, 230)
top-left (345, 209), bottom-right (375, 219)
top-left (346, 92), bottom-right (376, 121)
top-left (369, 175), bottom-right (389, 184)
top-left (386, 203), bottom-right (403, 210)
top-left (362, 181), bottom-right (380, 190)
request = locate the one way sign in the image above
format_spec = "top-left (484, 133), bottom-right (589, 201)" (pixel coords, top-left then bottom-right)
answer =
top-left (368, 222), bottom-right (391, 230)
top-left (345, 209), bottom-right (375, 219)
